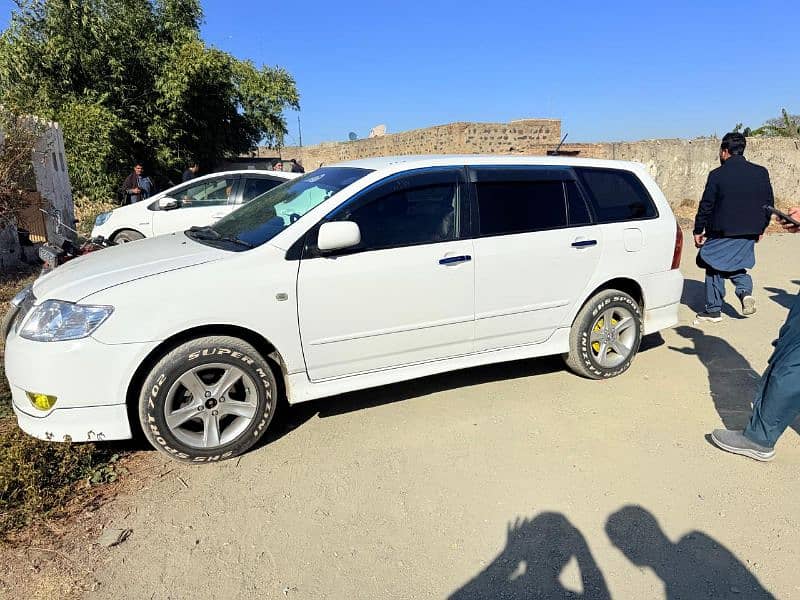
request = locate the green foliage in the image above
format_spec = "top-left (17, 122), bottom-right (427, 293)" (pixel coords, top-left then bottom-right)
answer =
top-left (748, 108), bottom-right (800, 138)
top-left (0, 0), bottom-right (300, 201)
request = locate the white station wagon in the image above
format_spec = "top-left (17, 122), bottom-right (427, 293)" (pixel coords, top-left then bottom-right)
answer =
top-left (5, 155), bottom-right (683, 462)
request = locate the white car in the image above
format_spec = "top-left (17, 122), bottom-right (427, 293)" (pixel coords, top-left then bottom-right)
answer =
top-left (91, 169), bottom-right (298, 242)
top-left (5, 155), bottom-right (683, 463)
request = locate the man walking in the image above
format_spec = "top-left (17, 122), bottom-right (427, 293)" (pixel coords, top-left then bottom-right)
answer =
top-left (712, 208), bottom-right (800, 461)
top-left (693, 132), bottom-right (774, 322)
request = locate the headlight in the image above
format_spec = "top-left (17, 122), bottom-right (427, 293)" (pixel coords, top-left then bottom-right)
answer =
top-left (20, 300), bottom-right (113, 342)
top-left (94, 212), bottom-right (112, 227)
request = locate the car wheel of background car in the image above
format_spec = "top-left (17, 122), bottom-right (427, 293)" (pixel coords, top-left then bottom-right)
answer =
top-left (113, 229), bottom-right (145, 243)
top-left (564, 289), bottom-right (642, 380)
top-left (138, 335), bottom-right (278, 463)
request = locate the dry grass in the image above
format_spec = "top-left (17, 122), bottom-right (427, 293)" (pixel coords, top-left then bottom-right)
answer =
top-left (73, 196), bottom-right (116, 238)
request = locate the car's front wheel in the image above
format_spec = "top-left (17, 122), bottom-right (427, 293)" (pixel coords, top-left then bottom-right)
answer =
top-left (138, 336), bottom-right (278, 463)
top-left (113, 229), bottom-right (145, 243)
top-left (564, 289), bottom-right (642, 379)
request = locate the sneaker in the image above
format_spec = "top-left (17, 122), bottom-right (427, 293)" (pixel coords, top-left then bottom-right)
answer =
top-left (740, 294), bottom-right (756, 316)
top-left (695, 311), bottom-right (722, 323)
top-left (711, 429), bottom-right (775, 462)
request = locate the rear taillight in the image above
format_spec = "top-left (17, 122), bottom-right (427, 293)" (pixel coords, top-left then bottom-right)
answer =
top-left (671, 221), bottom-right (683, 269)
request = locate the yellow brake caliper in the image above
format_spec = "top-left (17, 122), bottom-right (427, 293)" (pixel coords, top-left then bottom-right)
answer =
top-left (592, 316), bottom-right (618, 354)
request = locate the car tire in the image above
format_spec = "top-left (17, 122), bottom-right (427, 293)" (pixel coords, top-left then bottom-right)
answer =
top-left (138, 336), bottom-right (279, 463)
top-left (113, 229), bottom-right (145, 243)
top-left (564, 289), bottom-right (642, 380)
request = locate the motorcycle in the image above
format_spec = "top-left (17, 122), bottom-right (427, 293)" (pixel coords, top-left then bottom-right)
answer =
top-left (37, 208), bottom-right (116, 274)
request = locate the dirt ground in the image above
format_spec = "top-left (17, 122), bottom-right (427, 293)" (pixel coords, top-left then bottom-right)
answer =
top-left (5, 231), bottom-right (800, 599)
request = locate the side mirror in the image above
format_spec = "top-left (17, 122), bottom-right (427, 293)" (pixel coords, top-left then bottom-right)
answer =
top-left (158, 196), bottom-right (179, 210)
top-left (317, 221), bottom-right (361, 253)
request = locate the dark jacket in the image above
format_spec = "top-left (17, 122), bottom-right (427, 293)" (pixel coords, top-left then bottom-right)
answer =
top-left (119, 172), bottom-right (155, 204)
top-left (693, 155), bottom-right (774, 237)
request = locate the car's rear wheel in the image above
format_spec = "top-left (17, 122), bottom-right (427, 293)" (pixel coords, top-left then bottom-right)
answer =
top-left (113, 229), bottom-right (144, 243)
top-left (564, 289), bottom-right (642, 379)
top-left (138, 336), bottom-right (278, 463)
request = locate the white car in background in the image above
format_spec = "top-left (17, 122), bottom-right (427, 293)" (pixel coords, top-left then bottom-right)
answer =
top-left (6, 155), bottom-right (683, 463)
top-left (91, 170), bottom-right (298, 242)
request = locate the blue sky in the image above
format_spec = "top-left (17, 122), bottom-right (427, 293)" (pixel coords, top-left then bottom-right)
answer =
top-left (2, 1), bottom-right (798, 146)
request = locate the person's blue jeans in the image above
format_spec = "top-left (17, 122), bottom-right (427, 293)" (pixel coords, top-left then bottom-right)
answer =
top-left (705, 268), bottom-right (753, 314)
top-left (744, 291), bottom-right (800, 448)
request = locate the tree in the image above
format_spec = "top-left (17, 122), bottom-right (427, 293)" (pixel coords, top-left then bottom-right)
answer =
top-left (0, 0), bottom-right (299, 201)
top-left (751, 108), bottom-right (800, 138)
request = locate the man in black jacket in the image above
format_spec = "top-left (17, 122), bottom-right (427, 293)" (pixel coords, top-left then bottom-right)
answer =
top-left (693, 132), bottom-right (774, 322)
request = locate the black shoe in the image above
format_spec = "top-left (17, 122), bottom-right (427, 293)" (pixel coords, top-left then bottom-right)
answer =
top-left (695, 311), bottom-right (722, 323)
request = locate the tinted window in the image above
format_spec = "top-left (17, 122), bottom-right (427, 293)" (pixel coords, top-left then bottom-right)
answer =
top-left (338, 181), bottom-right (458, 251)
top-left (241, 177), bottom-right (282, 203)
top-left (476, 180), bottom-right (567, 236)
top-left (575, 168), bottom-right (657, 223)
top-left (566, 180), bottom-right (591, 226)
top-left (178, 177), bottom-right (237, 208)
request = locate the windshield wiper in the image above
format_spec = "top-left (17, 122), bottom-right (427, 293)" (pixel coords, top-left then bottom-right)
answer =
top-left (186, 226), bottom-right (253, 248)
top-left (217, 236), bottom-right (254, 248)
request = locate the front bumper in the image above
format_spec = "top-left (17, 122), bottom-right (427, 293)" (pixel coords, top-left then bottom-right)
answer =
top-left (5, 330), bottom-right (159, 442)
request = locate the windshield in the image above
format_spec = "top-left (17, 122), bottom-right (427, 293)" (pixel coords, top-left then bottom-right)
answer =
top-left (208, 167), bottom-right (373, 248)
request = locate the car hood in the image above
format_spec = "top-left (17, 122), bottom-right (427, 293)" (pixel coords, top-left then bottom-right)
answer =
top-left (33, 233), bottom-right (227, 303)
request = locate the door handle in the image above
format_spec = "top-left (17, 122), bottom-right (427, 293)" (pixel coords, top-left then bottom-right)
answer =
top-left (571, 239), bottom-right (597, 248)
top-left (439, 255), bottom-right (472, 265)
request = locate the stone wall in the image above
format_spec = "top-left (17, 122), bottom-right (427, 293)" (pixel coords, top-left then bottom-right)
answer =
top-left (570, 138), bottom-right (800, 207)
top-left (264, 119), bottom-right (561, 170)
top-left (259, 119), bottom-right (800, 209)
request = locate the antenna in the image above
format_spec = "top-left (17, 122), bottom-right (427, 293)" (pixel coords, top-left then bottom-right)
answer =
top-left (348, 131), bottom-right (358, 141)
top-left (547, 133), bottom-right (568, 156)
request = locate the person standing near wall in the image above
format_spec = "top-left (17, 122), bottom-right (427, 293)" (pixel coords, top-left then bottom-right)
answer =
top-left (693, 132), bottom-right (774, 322)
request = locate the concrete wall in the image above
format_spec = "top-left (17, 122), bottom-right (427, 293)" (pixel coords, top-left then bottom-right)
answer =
top-left (31, 122), bottom-right (75, 240)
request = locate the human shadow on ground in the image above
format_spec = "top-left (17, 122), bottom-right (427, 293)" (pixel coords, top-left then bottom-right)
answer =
top-left (763, 280), bottom-right (800, 310)
top-left (449, 506), bottom-right (775, 599)
top-left (449, 512), bottom-right (611, 600)
top-left (605, 506), bottom-right (775, 599)
top-left (670, 325), bottom-right (800, 436)
top-left (681, 278), bottom-right (744, 319)
top-left (670, 325), bottom-right (761, 431)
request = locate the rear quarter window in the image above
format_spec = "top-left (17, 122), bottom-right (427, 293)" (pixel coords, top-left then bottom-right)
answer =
top-left (575, 167), bottom-right (657, 223)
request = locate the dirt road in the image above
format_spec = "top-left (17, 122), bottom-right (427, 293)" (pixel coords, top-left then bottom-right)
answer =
top-left (75, 233), bottom-right (800, 598)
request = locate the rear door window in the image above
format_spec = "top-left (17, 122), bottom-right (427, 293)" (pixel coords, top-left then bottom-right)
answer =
top-left (575, 168), bottom-right (657, 223)
top-left (472, 168), bottom-right (570, 236)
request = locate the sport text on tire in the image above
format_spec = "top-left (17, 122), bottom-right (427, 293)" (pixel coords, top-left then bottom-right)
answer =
top-left (138, 336), bottom-right (278, 463)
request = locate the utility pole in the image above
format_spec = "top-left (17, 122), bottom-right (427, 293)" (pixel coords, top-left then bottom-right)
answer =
top-left (297, 114), bottom-right (303, 148)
